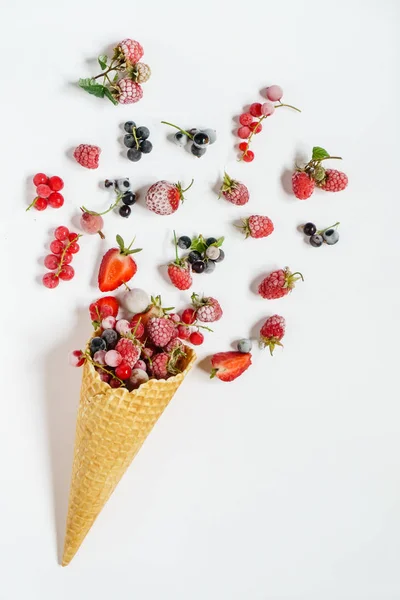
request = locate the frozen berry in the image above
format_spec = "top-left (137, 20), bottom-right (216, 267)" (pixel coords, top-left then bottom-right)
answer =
top-left (206, 237), bottom-right (217, 246)
top-left (62, 252), bottom-right (73, 265)
top-left (104, 179), bottom-right (114, 188)
top-left (192, 260), bottom-right (205, 273)
top-left (204, 260), bottom-right (216, 274)
top-left (127, 147), bottom-right (142, 162)
top-left (178, 236), bottom-right (191, 249)
top-left (239, 142), bottom-right (249, 152)
top-left (261, 102), bottom-right (275, 116)
top-left (303, 222), bottom-right (317, 236)
top-left (33, 173), bottom-right (48, 186)
top-left (124, 121), bottom-right (136, 133)
top-left (323, 229), bottom-right (339, 245)
top-left (50, 239), bottom-right (64, 254)
top-left (115, 319), bottom-right (131, 335)
top-left (105, 349), bottom-right (122, 367)
top-left (55, 226), bottom-right (69, 241)
top-left (181, 308), bottom-right (196, 324)
top-left (249, 121), bottom-right (263, 133)
top-left (202, 129), bottom-right (217, 144)
top-left (188, 250), bottom-right (202, 264)
top-left (310, 234), bottom-right (324, 247)
top-left (109, 378), bottom-right (122, 388)
top-left (191, 144), bottom-right (207, 157)
top-left (34, 198), bottom-right (48, 211)
top-left (140, 140), bottom-right (153, 153)
top-left (115, 361), bottom-right (132, 380)
top-left (36, 184), bottom-right (52, 198)
top-left (80, 212), bottom-right (104, 237)
top-left (174, 132), bottom-right (187, 147)
top-left (239, 113), bottom-right (254, 126)
top-left (237, 338), bottom-right (252, 353)
top-left (238, 126), bottom-right (251, 139)
top-left (242, 151), bottom-right (255, 162)
top-left (59, 265), bottom-right (75, 281)
top-left (44, 254), bottom-right (60, 270)
top-left (101, 315), bottom-right (117, 330)
top-left (48, 176), bottom-right (64, 191)
top-left (93, 350), bottom-right (106, 365)
top-left (124, 134), bottom-right (136, 148)
top-left (205, 246), bottom-right (220, 260)
top-left (42, 272), bottom-right (59, 288)
top-left (177, 325), bottom-right (190, 340)
top-left (122, 191), bottom-right (136, 205)
top-left (266, 85), bottom-right (283, 102)
top-left (193, 131), bottom-right (210, 147)
top-left (101, 328), bottom-right (119, 349)
top-left (119, 205), bottom-right (131, 218)
top-left (115, 178), bottom-right (131, 193)
top-left (136, 126), bottom-right (150, 139)
top-left (189, 331), bottom-right (204, 345)
top-left (249, 103), bottom-right (262, 117)
top-left (48, 192), bottom-right (64, 208)
top-left (214, 249), bottom-right (225, 263)
top-left (69, 242), bottom-right (80, 254)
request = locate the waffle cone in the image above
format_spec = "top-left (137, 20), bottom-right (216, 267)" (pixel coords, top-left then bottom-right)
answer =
top-left (62, 345), bottom-right (196, 566)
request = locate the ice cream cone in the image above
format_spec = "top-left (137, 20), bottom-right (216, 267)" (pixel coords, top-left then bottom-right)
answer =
top-left (62, 345), bottom-right (196, 566)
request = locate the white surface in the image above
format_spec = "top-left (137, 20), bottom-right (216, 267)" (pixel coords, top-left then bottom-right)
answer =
top-left (1, 0), bottom-right (400, 598)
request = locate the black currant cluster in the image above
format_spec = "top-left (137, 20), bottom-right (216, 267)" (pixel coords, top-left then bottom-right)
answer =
top-left (303, 221), bottom-right (340, 247)
top-left (177, 234), bottom-right (224, 274)
top-left (161, 121), bottom-right (217, 158)
top-left (104, 177), bottom-right (137, 218)
top-left (123, 121), bottom-right (153, 162)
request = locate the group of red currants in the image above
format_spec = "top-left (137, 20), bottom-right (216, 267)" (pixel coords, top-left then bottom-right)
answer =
top-left (27, 172), bottom-right (65, 211)
top-left (42, 226), bottom-right (81, 288)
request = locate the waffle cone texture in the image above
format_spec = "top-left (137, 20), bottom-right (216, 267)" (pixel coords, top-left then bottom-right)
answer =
top-left (62, 345), bottom-right (196, 566)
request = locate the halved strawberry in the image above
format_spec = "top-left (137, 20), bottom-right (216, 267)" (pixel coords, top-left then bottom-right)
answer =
top-left (89, 296), bottom-right (120, 323)
top-left (98, 235), bottom-right (142, 292)
top-left (210, 351), bottom-right (252, 382)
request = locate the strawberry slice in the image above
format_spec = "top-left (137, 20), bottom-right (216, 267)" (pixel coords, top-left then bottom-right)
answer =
top-left (210, 351), bottom-right (252, 382)
top-left (98, 235), bottom-right (142, 292)
top-left (89, 296), bottom-right (120, 324)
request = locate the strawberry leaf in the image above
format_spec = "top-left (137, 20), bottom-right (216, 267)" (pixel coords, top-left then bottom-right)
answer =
top-left (312, 146), bottom-right (330, 161)
top-left (98, 55), bottom-right (108, 70)
top-left (78, 78), bottom-right (106, 98)
top-left (103, 87), bottom-right (118, 106)
top-left (116, 234), bottom-right (125, 251)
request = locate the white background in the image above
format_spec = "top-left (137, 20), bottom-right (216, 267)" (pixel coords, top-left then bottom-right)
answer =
top-left (1, 0), bottom-right (399, 598)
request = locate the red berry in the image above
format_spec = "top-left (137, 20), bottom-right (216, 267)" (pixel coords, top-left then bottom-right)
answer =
top-left (239, 113), bottom-right (254, 126)
top-left (34, 197), bottom-right (48, 211)
top-left (33, 173), bottom-right (48, 186)
top-left (62, 251), bottom-right (73, 265)
top-left (59, 265), bottom-right (75, 281)
top-left (239, 142), bottom-right (249, 152)
top-left (249, 121), bottom-right (262, 134)
top-left (48, 176), bottom-right (64, 192)
top-left (44, 254), bottom-right (60, 270)
top-left (54, 226), bottom-right (69, 241)
top-left (177, 325), bottom-right (190, 340)
top-left (115, 361), bottom-right (132, 380)
top-left (249, 103), bottom-right (262, 117)
top-left (42, 272), bottom-right (59, 289)
top-left (50, 239), bottom-right (64, 255)
top-left (181, 308), bottom-right (196, 324)
top-left (48, 192), bottom-right (64, 209)
top-left (68, 232), bottom-right (79, 242)
top-left (238, 126), bottom-right (251, 139)
top-left (36, 184), bottom-right (52, 198)
top-left (189, 331), bottom-right (204, 345)
top-left (242, 150), bottom-right (255, 163)
top-left (109, 378), bottom-right (121, 388)
top-left (129, 315), bottom-right (145, 338)
top-left (69, 242), bottom-right (80, 254)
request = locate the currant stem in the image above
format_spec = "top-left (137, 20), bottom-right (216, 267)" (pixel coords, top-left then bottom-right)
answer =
top-left (161, 121), bottom-right (194, 140)
top-left (291, 272), bottom-right (304, 282)
top-left (181, 179), bottom-right (194, 193)
top-left (81, 194), bottom-right (122, 216)
top-left (26, 197), bottom-right (39, 211)
top-left (173, 230), bottom-right (179, 263)
top-left (132, 126), bottom-right (140, 150)
top-left (275, 101), bottom-right (302, 113)
top-left (317, 222), bottom-right (340, 235)
top-left (55, 235), bottom-right (82, 277)
top-left (239, 115), bottom-right (266, 161)
top-left (85, 353), bottom-right (125, 386)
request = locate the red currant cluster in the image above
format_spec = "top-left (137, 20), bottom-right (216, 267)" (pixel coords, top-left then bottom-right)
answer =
top-left (43, 226), bottom-right (81, 289)
top-left (236, 85), bottom-right (301, 162)
top-left (27, 172), bottom-right (65, 211)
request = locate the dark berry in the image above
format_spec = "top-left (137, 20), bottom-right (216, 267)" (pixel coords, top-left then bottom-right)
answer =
top-left (188, 128), bottom-right (198, 136)
top-left (310, 234), bottom-right (324, 247)
top-left (119, 205), bottom-right (131, 218)
top-left (204, 260), bottom-right (216, 274)
top-left (206, 237), bottom-right (217, 246)
top-left (127, 148), bottom-right (142, 162)
top-left (323, 229), bottom-right (339, 245)
top-left (136, 126), bottom-right (150, 139)
top-left (124, 134), bottom-right (136, 148)
top-left (178, 236), bottom-right (191, 249)
top-left (124, 121), bottom-right (136, 133)
top-left (188, 250), bottom-right (202, 264)
top-left (214, 249), bottom-right (225, 263)
top-left (140, 139), bottom-right (153, 153)
top-left (101, 329), bottom-right (119, 349)
top-left (193, 132), bottom-right (210, 147)
top-left (122, 191), bottom-right (136, 205)
top-left (192, 260), bottom-right (205, 273)
top-left (303, 222), bottom-right (317, 236)
top-left (90, 336), bottom-right (106, 355)
top-left (191, 144), bottom-right (207, 158)
top-left (104, 179), bottom-right (114, 188)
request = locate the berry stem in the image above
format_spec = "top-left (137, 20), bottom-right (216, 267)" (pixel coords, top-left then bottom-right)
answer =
top-left (181, 179), bottom-right (194, 193)
top-left (176, 321), bottom-right (213, 333)
top-left (54, 234), bottom-right (82, 277)
top-left (291, 272), bottom-right (304, 282)
top-left (84, 352), bottom-right (126, 386)
top-left (239, 115), bottom-right (266, 161)
top-left (81, 194), bottom-right (122, 216)
top-left (26, 197), bottom-right (39, 212)
top-left (316, 156), bottom-right (342, 162)
top-left (160, 121), bottom-right (194, 140)
top-left (275, 101), bottom-right (301, 113)
top-left (132, 125), bottom-right (140, 150)
top-left (317, 222), bottom-right (340, 235)
top-left (173, 230), bottom-right (179, 263)
top-left (93, 59), bottom-right (123, 80)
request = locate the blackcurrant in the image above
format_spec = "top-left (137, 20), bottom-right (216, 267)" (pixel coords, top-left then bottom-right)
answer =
top-left (188, 250), bottom-right (202, 264)
top-left (104, 179), bottom-right (114, 188)
top-left (214, 249), bottom-right (225, 263)
top-left (127, 148), bottom-right (142, 162)
top-left (192, 260), bottom-right (205, 273)
top-left (178, 236), bottom-right (191, 249)
top-left (122, 191), bottom-right (136, 206)
top-left (191, 144), bottom-right (207, 158)
top-left (206, 237), bottom-right (217, 246)
top-left (193, 132), bottom-right (210, 147)
top-left (140, 140), bottom-right (153, 154)
top-left (310, 234), bottom-right (323, 247)
top-left (136, 126), bottom-right (150, 139)
top-left (119, 205), bottom-right (131, 218)
top-left (124, 134), bottom-right (136, 148)
top-left (303, 222), bottom-right (317, 236)
top-left (204, 260), bottom-right (216, 274)
top-left (124, 121), bottom-right (136, 133)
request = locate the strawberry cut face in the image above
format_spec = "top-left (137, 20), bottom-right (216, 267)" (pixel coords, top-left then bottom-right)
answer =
top-left (98, 249), bottom-right (137, 292)
top-left (210, 351), bottom-right (252, 382)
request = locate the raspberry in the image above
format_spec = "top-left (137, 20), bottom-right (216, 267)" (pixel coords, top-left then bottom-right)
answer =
top-left (192, 293), bottom-right (223, 323)
top-left (249, 121), bottom-right (262, 133)
top-left (147, 317), bottom-right (175, 347)
top-left (221, 172), bottom-right (249, 206)
top-left (239, 113), bottom-right (254, 126)
top-left (242, 151), bottom-right (254, 163)
top-left (73, 144), bottom-right (101, 169)
top-left (36, 184), bottom-right (52, 198)
top-left (115, 79), bottom-right (143, 105)
top-left (292, 172), bottom-right (315, 200)
top-left (238, 126), bottom-right (251, 139)
top-left (34, 197), bottom-right (48, 211)
top-left (151, 353), bottom-right (169, 379)
top-left (266, 85), bottom-right (283, 102)
top-left (249, 103), bottom-right (262, 117)
top-left (258, 267), bottom-right (303, 300)
top-left (318, 169), bottom-right (348, 192)
top-left (134, 62), bottom-right (151, 83)
top-left (261, 102), bottom-right (275, 116)
top-left (48, 176), bottom-right (64, 191)
top-left (168, 263), bottom-right (192, 290)
top-left (240, 215), bottom-right (274, 239)
top-left (260, 315), bottom-right (286, 355)
top-left (118, 39), bottom-right (144, 64)
top-left (33, 173), bottom-right (48, 186)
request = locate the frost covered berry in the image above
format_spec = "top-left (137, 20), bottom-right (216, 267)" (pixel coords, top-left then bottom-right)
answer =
top-left (114, 79), bottom-right (143, 104)
top-left (118, 39), bottom-right (144, 64)
top-left (73, 144), bottom-right (101, 169)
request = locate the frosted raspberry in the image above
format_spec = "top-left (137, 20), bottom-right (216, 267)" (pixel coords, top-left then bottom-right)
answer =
top-left (73, 144), bottom-right (101, 169)
top-left (135, 63), bottom-right (151, 83)
top-left (115, 338), bottom-right (140, 368)
top-left (118, 39), bottom-right (144, 64)
top-left (292, 171), bottom-right (315, 200)
top-left (114, 78), bottom-right (143, 105)
top-left (318, 169), bottom-right (348, 192)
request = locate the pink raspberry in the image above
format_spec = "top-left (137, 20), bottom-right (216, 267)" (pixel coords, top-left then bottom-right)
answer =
top-left (318, 169), bottom-right (348, 192)
top-left (115, 338), bottom-right (140, 368)
top-left (118, 39), bottom-right (144, 64)
top-left (73, 144), bottom-right (101, 169)
top-left (135, 63), bottom-right (151, 83)
top-left (114, 78), bottom-right (143, 105)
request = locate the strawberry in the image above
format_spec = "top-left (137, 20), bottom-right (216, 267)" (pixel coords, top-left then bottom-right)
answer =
top-left (168, 231), bottom-right (192, 290)
top-left (98, 235), bottom-right (142, 292)
top-left (210, 352), bottom-right (252, 382)
top-left (220, 172), bottom-right (249, 206)
top-left (258, 267), bottom-right (303, 300)
top-left (89, 296), bottom-right (119, 327)
top-left (145, 179), bottom-right (194, 216)
top-left (134, 295), bottom-right (171, 331)
top-left (239, 215), bottom-right (274, 239)
top-left (147, 317), bottom-right (176, 347)
top-left (259, 315), bottom-right (285, 355)
top-left (191, 293), bottom-right (223, 322)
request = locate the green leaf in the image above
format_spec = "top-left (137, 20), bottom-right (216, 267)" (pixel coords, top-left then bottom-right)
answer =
top-left (214, 236), bottom-right (224, 247)
top-left (113, 72), bottom-right (119, 83)
top-left (116, 234), bottom-right (124, 250)
top-left (98, 55), bottom-right (108, 70)
top-left (78, 78), bottom-right (106, 98)
top-left (312, 146), bottom-right (330, 161)
top-left (103, 87), bottom-right (118, 106)
top-left (190, 235), bottom-right (207, 254)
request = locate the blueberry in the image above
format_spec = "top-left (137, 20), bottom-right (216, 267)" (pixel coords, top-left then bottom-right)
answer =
top-left (124, 121), bottom-right (136, 133)
top-left (202, 128), bottom-right (217, 144)
top-left (206, 237), bottom-right (217, 246)
top-left (237, 339), bottom-right (252, 353)
top-left (119, 205), bottom-right (131, 218)
top-left (140, 139), bottom-right (153, 154)
top-left (188, 250), bottom-right (202, 264)
top-left (190, 143), bottom-right (207, 158)
top-left (303, 222), bottom-right (317, 236)
top-left (193, 131), bottom-right (210, 147)
top-left (104, 179), bottom-right (114, 188)
top-left (214, 249), bottom-right (225, 263)
top-left (178, 236), bottom-right (191, 249)
top-left (122, 191), bottom-right (136, 205)
top-left (205, 246), bottom-right (220, 260)
top-left (90, 336), bottom-right (106, 355)
top-left (192, 260), bottom-right (205, 273)
top-left (136, 126), bottom-right (150, 139)
top-left (204, 259), bottom-right (216, 274)
top-left (127, 148), bottom-right (142, 162)
top-left (323, 229), bottom-right (339, 245)
top-left (310, 234), bottom-right (324, 247)
top-left (173, 132), bottom-right (187, 147)
top-left (101, 329), bottom-right (119, 350)
top-left (115, 178), bottom-right (131, 192)
top-left (124, 134), bottom-right (136, 148)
